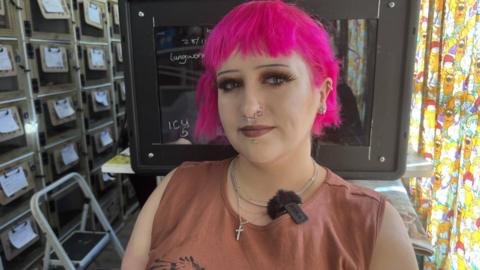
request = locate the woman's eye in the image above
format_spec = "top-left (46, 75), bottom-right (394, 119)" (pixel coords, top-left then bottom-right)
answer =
top-left (217, 79), bottom-right (241, 92)
top-left (263, 73), bottom-right (295, 86)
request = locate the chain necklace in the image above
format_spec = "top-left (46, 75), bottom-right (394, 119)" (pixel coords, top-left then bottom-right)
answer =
top-left (229, 157), bottom-right (318, 240)
top-left (230, 160), bottom-right (249, 240)
top-left (230, 157), bottom-right (318, 207)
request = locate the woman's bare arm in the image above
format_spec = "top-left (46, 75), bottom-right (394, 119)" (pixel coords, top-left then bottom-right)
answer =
top-left (369, 201), bottom-right (419, 270)
top-left (121, 169), bottom-right (176, 269)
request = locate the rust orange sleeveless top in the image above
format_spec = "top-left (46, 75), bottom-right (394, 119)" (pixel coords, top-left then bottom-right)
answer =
top-left (147, 159), bottom-right (386, 270)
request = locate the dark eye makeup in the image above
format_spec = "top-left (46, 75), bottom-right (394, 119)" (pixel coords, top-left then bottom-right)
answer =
top-left (216, 71), bottom-right (296, 92)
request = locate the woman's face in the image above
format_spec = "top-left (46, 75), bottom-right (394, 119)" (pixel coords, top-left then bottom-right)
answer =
top-left (216, 51), bottom-right (331, 163)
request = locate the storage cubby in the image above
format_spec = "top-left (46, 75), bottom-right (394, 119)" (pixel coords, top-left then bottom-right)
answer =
top-left (23, 0), bottom-right (72, 40)
top-left (108, 0), bottom-right (120, 39)
top-left (86, 124), bottom-right (115, 169)
top-left (35, 91), bottom-right (80, 147)
top-left (0, 159), bottom-right (35, 206)
top-left (114, 78), bottom-right (125, 114)
top-left (42, 139), bottom-right (84, 184)
top-left (75, 0), bottom-right (108, 42)
top-left (0, 214), bottom-right (40, 261)
top-left (79, 44), bottom-right (110, 87)
top-left (0, 102), bottom-right (32, 165)
top-left (0, 41), bottom-right (23, 100)
top-left (29, 42), bottom-right (75, 94)
top-left (111, 41), bottom-right (123, 76)
top-left (0, 0), bottom-right (17, 37)
top-left (83, 86), bottom-right (113, 129)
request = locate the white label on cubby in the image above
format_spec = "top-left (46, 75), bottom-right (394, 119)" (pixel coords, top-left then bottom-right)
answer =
top-left (0, 46), bottom-right (13, 71)
top-left (87, 2), bottom-right (101, 25)
top-left (0, 167), bottom-right (28, 198)
top-left (94, 91), bottom-right (109, 106)
top-left (100, 130), bottom-right (113, 146)
top-left (116, 43), bottom-right (123, 62)
top-left (113, 4), bottom-right (120, 25)
top-left (44, 47), bottom-right (65, 68)
top-left (102, 173), bottom-right (115, 182)
top-left (0, 0), bottom-right (5, 16)
top-left (8, 220), bottom-right (37, 249)
top-left (90, 48), bottom-right (105, 67)
top-left (42, 0), bottom-right (65, 13)
top-left (54, 98), bottom-right (75, 119)
top-left (120, 81), bottom-right (126, 100)
top-left (0, 108), bottom-right (20, 133)
top-left (60, 144), bottom-right (79, 165)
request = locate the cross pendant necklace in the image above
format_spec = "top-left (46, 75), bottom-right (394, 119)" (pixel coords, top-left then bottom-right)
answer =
top-left (235, 220), bottom-right (248, 240)
top-left (231, 158), bottom-right (249, 240)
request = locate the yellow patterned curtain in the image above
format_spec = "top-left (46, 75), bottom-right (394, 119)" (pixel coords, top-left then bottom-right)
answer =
top-left (408, 0), bottom-right (480, 269)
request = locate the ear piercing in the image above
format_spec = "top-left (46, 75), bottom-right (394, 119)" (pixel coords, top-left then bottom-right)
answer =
top-left (318, 105), bottom-right (327, 115)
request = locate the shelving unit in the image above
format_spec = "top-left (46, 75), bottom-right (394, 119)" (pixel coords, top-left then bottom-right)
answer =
top-left (0, 0), bottom-right (136, 268)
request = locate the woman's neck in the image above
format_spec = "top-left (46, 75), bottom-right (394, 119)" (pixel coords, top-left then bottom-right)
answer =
top-left (234, 140), bottom-right (319, 202)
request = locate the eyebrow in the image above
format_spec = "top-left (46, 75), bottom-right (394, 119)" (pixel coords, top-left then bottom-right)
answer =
top-left (216, 64), bottom-right (290, 77)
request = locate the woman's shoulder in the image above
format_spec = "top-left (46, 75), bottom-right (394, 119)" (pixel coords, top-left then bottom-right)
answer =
top-left (158, 158), bottom-right (231, 197)
top-left (323, 168), bottom-right (386, 205)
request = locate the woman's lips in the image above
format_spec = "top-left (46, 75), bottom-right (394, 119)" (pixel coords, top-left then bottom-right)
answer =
top-left (239, 126), bottom-right (274, 138)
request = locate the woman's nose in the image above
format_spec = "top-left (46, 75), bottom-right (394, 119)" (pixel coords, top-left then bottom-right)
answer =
top-left (241, 84), bottom-right (263, 119)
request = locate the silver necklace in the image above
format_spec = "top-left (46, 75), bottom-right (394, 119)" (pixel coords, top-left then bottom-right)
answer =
top-left (230, 158), bottom-right (318, 207)
top-left (230, 161), bottom-right (249, 240)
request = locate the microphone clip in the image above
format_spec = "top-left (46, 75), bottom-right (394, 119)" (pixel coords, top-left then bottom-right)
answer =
top-left (267, 190), bottom-right (308, 224)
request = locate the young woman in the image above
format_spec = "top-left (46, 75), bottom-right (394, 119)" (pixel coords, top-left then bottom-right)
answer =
top-left (122, 1), bottom-right (418, 269)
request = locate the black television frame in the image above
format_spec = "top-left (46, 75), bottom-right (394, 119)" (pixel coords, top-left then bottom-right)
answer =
top-left (119, 0), bottom-right (420, 179)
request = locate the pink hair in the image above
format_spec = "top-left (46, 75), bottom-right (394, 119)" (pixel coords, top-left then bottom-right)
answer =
top-left (194, 0), bottom-right (341, 142)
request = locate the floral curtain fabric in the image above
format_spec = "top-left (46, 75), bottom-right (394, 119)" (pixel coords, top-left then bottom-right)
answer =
top-left (408, 0), bottom-right (480, 269)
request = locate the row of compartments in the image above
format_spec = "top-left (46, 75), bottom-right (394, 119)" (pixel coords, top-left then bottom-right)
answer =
top-left (1, 0), bottom-right (121, 41)
top-left (0, 178), bottom-right (126, 266)
top-left (0, 40), bottom-right (124, 97)
top-left (0, 155), bottom-right (42, 266)
top-left (0, 131), bottom-right (119, 241)
top-left (0, 116), bottom-right (127, 209)
top-left (0, 148), bottom-right (129, 221)
top-left (0, 87), bottom-right (125, 162)
top-left (0, 163), bottom-right (130, 264)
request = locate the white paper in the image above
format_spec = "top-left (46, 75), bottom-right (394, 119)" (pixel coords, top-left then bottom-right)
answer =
top-left (113, 4), bottom-right (120, 25)
top-left (8, 220), bottom-right (37, 249)
top-left (100, 130), bottom-right (113, 146)
top-left (90, 49), bottom-right (105, 67)
top-left (120, 81), bottom-right (126, 100)
top-left (60, 144), bottom-right (79, 165)
top-left (94, 91), bottom-right (109, 106)
top-left (102, 173), bottom-right (115, 182)
top-left (0, 109), bottom-right (20, 133)
top-left (42, 0), bottom-right (65, 13)
top-left (0, 167), bottom-right (28, 197)
top-left (0, 46), bottom-right (13, 71)
top-left (87, 2), bottom-right (101, 25)
top-left (116, 43), bottom-right (123, 62)
top-left (54, 98), bottom-right (75, 119)
top-left (44, 47), bottom-right (65, 68)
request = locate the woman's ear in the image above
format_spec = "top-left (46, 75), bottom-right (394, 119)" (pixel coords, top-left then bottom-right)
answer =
top-left (317, 78), bottom-right (332, 114)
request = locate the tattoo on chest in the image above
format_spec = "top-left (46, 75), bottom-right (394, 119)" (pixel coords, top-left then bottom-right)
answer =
top-left (149, 256), bottom-right (205, 270)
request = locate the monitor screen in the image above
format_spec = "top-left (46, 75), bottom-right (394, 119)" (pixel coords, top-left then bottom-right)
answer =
top-left (154, 19), bottom-right (377, 146)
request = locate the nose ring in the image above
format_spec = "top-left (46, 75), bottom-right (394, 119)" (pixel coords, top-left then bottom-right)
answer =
top-left (245, 106), bottom-right (263, 124)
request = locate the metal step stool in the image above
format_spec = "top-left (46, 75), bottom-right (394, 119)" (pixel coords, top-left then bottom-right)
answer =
top-left (30, 172), bottom-right (124, 270)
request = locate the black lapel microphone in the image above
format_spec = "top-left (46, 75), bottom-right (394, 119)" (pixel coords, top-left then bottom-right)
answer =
top-left (267, 190), bottom-right (308, 224)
